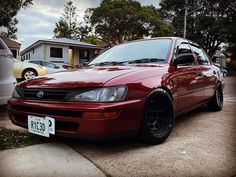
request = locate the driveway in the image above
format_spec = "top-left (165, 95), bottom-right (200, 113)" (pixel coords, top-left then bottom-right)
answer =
top-left (66, 76), bottom-right (236, 177)
top-left (1, 76), bottom-right (235, 177)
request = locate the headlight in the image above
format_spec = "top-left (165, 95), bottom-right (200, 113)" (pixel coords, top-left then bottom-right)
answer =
top-left (12, 87), bottom-right (23, 98)
top-left (66, 86), bottom-right (127, 102)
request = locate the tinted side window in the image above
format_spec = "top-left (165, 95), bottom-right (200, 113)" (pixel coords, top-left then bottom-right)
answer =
top-left (203, 50), bottom-right (212, 65)
top-left (190, 45), bottom-right (210, 65)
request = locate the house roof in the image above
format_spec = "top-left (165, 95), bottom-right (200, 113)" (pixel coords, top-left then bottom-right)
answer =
top-left (21, 38), bottom-right (102, 55)
top-left (0, 36), bottom-right (21, 50)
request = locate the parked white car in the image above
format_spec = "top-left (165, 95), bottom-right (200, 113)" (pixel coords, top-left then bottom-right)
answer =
top-left (25, 60), bottom-right (66, 74)
top-left (0, 38), bottom-right (16, 105)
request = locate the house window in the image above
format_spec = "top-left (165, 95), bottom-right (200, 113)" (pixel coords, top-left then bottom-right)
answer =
top-left (50, 47), bottom-right (63, 58)
top-left (79, 50), bottom-right (90, 61)
top-left (12, 50), bottom-right (17, 58)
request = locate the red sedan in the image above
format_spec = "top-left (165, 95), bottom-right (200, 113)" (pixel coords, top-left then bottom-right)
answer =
top-left (8, 37), bottom-right (224, 144)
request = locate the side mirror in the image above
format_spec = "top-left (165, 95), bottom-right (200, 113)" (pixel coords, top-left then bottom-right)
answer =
top-left (173, 53), bottom-right (195, 67)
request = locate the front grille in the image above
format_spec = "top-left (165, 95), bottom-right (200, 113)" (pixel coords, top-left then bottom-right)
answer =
top-left (12, 105), bottom-right (82, 118)
top-left (22, 88), bottom-right (70, 101)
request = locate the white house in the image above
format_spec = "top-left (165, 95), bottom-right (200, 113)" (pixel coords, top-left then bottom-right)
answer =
top-left (20, 38), bottom-right (102, 67)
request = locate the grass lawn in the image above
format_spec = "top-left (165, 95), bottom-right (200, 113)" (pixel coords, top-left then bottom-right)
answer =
top-left (0, 127), bottom-right (48, 150)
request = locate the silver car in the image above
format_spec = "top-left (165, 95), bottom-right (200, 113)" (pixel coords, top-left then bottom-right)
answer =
top-left (0, 38), bottom-right (16, 105)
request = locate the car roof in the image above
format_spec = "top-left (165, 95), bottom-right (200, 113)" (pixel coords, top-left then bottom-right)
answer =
top-left (125, 37), bottom-right (201, 48)
top-left (125, 37), bottom-right (180, 44)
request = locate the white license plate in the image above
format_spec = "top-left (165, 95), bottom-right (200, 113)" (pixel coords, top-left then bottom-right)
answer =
top-left (28, 115), bottom-right (55, 137)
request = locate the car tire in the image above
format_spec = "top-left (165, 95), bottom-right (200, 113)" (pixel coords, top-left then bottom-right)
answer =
top-left (138, 88), bottom-right (175, 145)
top-left (22, 69), bottom-right (38, 80)
top-left (207, 83), bottom-right (223, 111)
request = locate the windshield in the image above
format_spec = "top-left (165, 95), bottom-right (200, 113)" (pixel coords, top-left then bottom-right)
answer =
top-left (89, 39), bottom-right (172, 66)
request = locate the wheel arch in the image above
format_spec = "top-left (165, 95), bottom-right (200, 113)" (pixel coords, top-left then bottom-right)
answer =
top-left (147, 86), bottom-right (173, 101)
top-left (22, 68), bottom-right (38, 78)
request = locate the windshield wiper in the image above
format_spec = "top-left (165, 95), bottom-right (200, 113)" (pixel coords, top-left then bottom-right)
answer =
top-left (88, 61), bottom-right (127, 66)
top-left (128, 58), bottom-right (165, 64)
top-left (88, 58), bottom-right (165, 66)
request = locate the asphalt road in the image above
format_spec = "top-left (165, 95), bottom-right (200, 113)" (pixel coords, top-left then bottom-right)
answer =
top-left (65, 76), bottom-right (236, 177)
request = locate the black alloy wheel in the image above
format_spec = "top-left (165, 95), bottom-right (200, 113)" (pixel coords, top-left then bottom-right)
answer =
top-left (139, 88), bottom-right (174, 145)
top-left (207, 83), bottom-right (223, 111)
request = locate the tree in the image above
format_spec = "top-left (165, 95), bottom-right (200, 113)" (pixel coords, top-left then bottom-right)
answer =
top-left (75, 25), bottom-right (92, 40)
top-left (139, 5), bottom-right (173, 37)
top-left (160, 0), bottom-right (236, 56)
top-left (54, 0), bottom-right (78, 39)
top-left (82, 35), bottom-right (103, 45)
top-left (0, 0), bottom-right (33, 39)
top-left (53, 19), bottom-right (70, 38)
top-left (84, 0), bottom-right (173, 45)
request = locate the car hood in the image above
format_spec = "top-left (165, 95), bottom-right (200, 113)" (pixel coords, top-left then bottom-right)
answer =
top-left (20, 64), bottom-right (166, 89)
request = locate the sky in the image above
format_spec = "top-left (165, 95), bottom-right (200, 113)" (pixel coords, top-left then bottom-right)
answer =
top-left (15, 0), bottom-right (160, 50)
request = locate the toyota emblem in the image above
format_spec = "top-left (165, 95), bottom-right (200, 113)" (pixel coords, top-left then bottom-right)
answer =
top-left (37, 91), bottom-right (44, 98)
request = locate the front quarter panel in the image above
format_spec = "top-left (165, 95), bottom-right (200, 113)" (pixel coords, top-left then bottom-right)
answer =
top-left (103, 65), bottom-right (177, 111)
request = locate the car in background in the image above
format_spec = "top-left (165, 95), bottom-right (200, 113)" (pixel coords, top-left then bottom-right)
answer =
top-left (0, 38), bottom-right (16, 105)
top-left (14, 59), bottom-right (48, 80)
top-left (220, 68), bottom-right (228, 77)
top-left (8, 37), bottom-right (224, 144)
top-left (25, 60), bottom-right (66, 74)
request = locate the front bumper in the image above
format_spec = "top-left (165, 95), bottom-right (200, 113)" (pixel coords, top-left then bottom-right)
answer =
top-left (8, 98), bottom-right (144, 139)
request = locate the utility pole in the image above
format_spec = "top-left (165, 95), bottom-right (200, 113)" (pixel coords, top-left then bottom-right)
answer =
top-left (183, 0), bottom-right (188, 39)
top-left (183, 0), bottom-right (204, 39)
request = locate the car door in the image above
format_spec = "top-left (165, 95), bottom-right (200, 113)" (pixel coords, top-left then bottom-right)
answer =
top-left (172, 40), bottom-right (199, 113)
top-left (189, 43), bottom-right (216, 102)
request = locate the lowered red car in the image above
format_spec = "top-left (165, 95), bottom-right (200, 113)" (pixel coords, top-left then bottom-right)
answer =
top-left (8, 37), bottom-right (224, 144)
